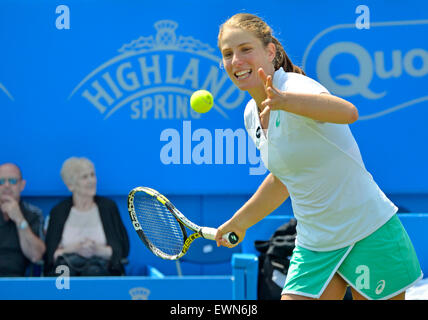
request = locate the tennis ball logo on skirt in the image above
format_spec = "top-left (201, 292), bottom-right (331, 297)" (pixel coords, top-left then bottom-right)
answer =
top-left (190, 90), bottom-right (214, 113)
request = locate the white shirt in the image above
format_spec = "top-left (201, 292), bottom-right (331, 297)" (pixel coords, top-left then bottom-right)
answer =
top-left (244, 68), bottom-right (397, 251)
top-left (60, 205), bottom-right (107, 248)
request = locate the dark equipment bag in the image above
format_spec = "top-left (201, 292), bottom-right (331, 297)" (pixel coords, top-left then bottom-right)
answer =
top-left (254, 218), bottom-right (297, 300)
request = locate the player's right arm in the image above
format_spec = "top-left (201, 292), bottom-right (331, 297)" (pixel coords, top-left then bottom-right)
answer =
top-left (215, 173), bottom-right (289, 247)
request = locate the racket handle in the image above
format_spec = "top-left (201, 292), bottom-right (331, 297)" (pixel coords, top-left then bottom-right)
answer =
top-left (200, 227), bottom-right (239, 245)
top-left (224, 232), bottom-right (239, 245)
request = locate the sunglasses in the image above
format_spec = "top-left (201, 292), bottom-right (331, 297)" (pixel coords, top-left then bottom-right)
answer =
top-left (0, 178), bottom-right (20, 185)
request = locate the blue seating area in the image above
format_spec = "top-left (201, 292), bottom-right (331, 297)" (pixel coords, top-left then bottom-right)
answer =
top-left (24, 194), bottom-right (254, 277)
top-left (0, 194), bottom-right (259, 300)
top-left (2, 190), bottom-right (427, 300)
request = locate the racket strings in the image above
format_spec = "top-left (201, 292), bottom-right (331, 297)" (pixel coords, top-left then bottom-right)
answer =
top-left (133, 192), bottom-right (185, 257)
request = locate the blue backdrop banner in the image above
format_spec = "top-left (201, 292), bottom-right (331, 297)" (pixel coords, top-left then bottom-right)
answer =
top-left (1, 0), bottom-right (427, 196)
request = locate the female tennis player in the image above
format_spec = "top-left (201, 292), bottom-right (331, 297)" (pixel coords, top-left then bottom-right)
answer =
top-left (214, 13), bottom-right (422, 300)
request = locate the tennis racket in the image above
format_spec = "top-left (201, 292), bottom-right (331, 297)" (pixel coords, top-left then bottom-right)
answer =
top-left (127, 186), bottom-right (239, 260)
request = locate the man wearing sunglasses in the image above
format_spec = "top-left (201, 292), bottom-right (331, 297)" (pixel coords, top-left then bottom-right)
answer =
top-left (0, 163), bottom-right (46, 276)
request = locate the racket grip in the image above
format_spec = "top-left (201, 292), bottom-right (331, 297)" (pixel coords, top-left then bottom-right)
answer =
top-left (200, 227), bottom-right (239, 245)
top-left (224, 232), bottom-right (239, 245)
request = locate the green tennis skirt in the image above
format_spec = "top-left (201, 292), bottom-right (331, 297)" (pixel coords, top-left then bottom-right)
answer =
top-left (282, 214), bottom-right (423, 300)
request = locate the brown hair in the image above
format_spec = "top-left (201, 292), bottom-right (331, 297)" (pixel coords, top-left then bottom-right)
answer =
top-left (218, 13), bottom-right (305, 75)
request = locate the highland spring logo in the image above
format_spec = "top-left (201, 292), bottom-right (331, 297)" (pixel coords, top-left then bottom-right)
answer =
top-left (68, 20), bottom-right (266, 175)
top-left (68, 20), bottom-right (245, 120)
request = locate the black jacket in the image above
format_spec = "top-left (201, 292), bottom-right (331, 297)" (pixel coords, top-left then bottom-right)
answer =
top-left (44, 196), bottom-right (129, 275)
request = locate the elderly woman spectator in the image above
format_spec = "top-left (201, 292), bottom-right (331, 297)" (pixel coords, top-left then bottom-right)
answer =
top-left (44, 157), bottom-right (129, 276)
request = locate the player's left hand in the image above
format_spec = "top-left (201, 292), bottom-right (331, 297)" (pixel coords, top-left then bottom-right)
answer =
top-left (258, 67), bottom-right (287, 113)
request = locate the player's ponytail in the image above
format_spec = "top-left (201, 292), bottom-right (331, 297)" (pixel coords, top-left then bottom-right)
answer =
top-left (271, 36), bottom-right (305, 75)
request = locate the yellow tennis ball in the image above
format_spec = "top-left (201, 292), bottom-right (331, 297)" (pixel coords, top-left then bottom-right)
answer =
top-left (190, 90), bottom-right (214, 113)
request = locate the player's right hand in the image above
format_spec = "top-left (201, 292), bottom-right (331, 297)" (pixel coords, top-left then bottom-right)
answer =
top-left (215, 220), bottom-right (245, 248)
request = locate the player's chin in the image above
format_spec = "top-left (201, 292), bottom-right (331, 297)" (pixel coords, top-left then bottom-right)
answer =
top-left (232, 80), bottom-right (253, 92)
top-left (235, 77), bottom-right (258, 92)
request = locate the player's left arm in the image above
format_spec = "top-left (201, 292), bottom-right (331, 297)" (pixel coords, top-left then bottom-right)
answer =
top-left (267, 91), bottom-right (358, 124)
top-left (258, 68), bottom-right (358, 124)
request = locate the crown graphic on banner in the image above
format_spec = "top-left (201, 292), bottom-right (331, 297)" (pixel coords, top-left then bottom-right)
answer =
top-left (129, 287), bottom-right (151, 300)
top-left (118, 20), bottom-right (215, 54)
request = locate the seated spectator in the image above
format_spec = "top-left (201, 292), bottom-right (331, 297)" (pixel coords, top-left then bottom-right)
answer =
top-left (44, 157), bottom-right (129, 276)
top-left (0, 163), bottom-right (46, 276)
